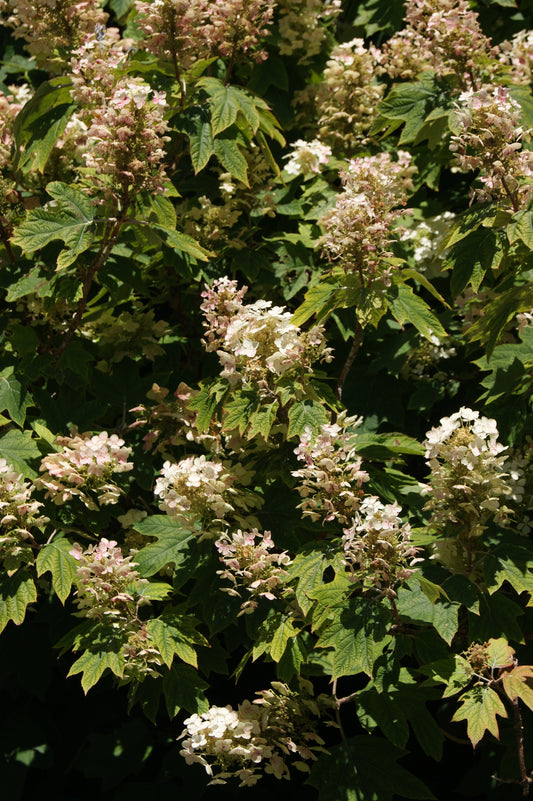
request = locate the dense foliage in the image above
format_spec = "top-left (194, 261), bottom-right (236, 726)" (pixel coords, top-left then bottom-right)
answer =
top-left (0, 0), bottom-right (532, 798)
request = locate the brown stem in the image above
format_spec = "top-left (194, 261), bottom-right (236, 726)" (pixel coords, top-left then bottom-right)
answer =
top-left (501, 176), bottom-right (520, 213)
top-left (511, 697), bottom-right (531, 796)
top-left (54, 210), bottom-right (128, 361)
top-left (337, 316), bottom-right (363, 401)
top-left (0, 219), bottom-right (15, 263)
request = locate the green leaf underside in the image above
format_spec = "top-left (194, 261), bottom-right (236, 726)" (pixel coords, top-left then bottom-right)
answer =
top-left (36, 539), bottom-right (78, 604)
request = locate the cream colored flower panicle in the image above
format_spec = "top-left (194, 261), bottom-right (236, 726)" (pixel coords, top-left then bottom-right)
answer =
top-left (179, 680), bottom-right (332, 786)
top-left (0, 459), bottom-right (47, 572)
top-left (277, 0), bottom-right (342, 65)
top-left (283, 139), bottom-right (332, 178)
top-left (450, 85), bottom-right (533, 209)
top-left (200, 277), bottom-right (333, 385)
top-left (318, 151), bottom-right (415, 288)
top-left (36, 431), bottom-right (133, 510)
top-left (342, 496), bottom-right (422, 591)
top-left (154, 455), bottom-right (261, 536)
top-left (292, 412), bottom-right (369, 525)
top-left (423, 407), bottom-right (521, 541)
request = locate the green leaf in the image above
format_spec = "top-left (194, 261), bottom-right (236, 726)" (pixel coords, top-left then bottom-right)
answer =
top-left (0, 366), bottom-right (33, 427)
top-left (316, 599), bottom-right (392, 679)
top-left (247, 401), bottom-right (279, 440)
top-left (13, 78), bottom-right (76, 174)
top-left (147, 618), bottom-right (198, 668)
top-left (0, 428), bottom-right (40, 478)
top-left (308, 737), bottom-right (435, 801)
top-left (269, 617), bottom-right (299, 663)
top-left (287, 400), bottom-right (329, 439)
top-left (439, 204), bottom-right (494, 250)
top-left (68, 648), bottom-right (125, 694)
top-left (133, 516), bottom-right (196, 577)
top-left (507, 210), bottom-right (533, 249)
top-left (444, 228), bottom-right (505, 297)
top-left (5, 266), bottom-right (52, 302)
top-left (483, 547), bottom-right (533, 595)
top-left (373, 74), bottom-right (443, 145)
top-left (12, 181), bottom-right (95, 268)
top-left (135, 581), bottom-right (173, 601)
top-left (36, 539), bottom-right (77, 604)
top-left (162, 663), bottom-right (209, 718)
top-left (288, 547), bottom-right (331, 616)
top-left (222, 389), bottom-right (260, 435)
top-left (291, 282), bottom-right (340, 327)
top-left (188, 117), bottom-right (215, 174)
top-left (153, 224), bottom-right (211, 261)
top-left (188, 379), bottom-right (227, 432)
top-left (452, 685), bottom-right (507, 747)
top-left (502, 666), bottom-right (533, 711)
top-left (354, 431), bottom-right (424, 459)
top-left (0, 570), bottom-right (37, 634)
top-left (465, 284), bottom-right (533, 355)
top-left (420, 655), bottom-right (472, 698)
top-left (213, 133), bottom-right (249, 185)
top-left (390, 283), bottom-right (447, 340)
top-left (396, 579), bottom-right (458, 644)
top-left (198, 78), bottom-right (261, 136)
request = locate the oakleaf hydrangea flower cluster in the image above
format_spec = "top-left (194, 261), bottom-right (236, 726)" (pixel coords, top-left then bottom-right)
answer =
top-left (283, 139), bottom-right (332, 178)
top-left (70, 538), bottom-right (149, 620)
top-left (0, 459), bottom-right (47, 572)
top-left (200, 277), bottom-right (333, 385)
top-left (82, 78), bottom-right (170, 199)
top-left (0, 0), bottom-right (109, 67)
top-left (215, 529), bottom-right (292, 615)
top-left (318, 151), bottom-right (415, 288)
top-left (277, 0), bottom-right (342, 65)
top-left (342, 496), bottom-right (422, 592)
top-left (179, 680), bottom-right (333, 786)
top-left (380, 0), bottom-right (497, 87)
top-left (81, 306), bottom-right (171, 363)
top-left (315, 38), bottom-right (384, 153)
top-left (69, 538), bottom-right (163, 678)
top-left (400, 212), bottom-right (455, 276)
top-left (423, 408), bottom-right (522, 572)
top-left (499, 29), bottom-right (533, 85)
top-left (36, 431), bottom-right (134, 510)
top-left (154, 456), bottom-right (261, 536)
top-left (292, 413), bottom-right (369, 525)
top-left (135, 0), bottom-right (275, 72)
top-left (450, 85), bottom-right (533, 209)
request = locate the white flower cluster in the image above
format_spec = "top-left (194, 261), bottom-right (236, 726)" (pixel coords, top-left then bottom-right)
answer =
top-left (283, 139), bottom-right (331, 178)
top-left (36, 431), bottom-right (134, 510)
top-left (277, 0), bottom-right (342, 64)
top-left (342, 496), bottom-right (421, 591)
top-left (215, 529), bottom-right (292, 614)
top-left (154, 455), bottom-right (261, 536)
top-left (292, 413), bottom-right (369, 525)
top-left (400, 212), bottom-right (455, 277)
top-left (201, 277), bottom-right (333, 385)
top-left (423, 407), bottom-right (520, 540)
top-left (179, 681), bottom-right (331, 786)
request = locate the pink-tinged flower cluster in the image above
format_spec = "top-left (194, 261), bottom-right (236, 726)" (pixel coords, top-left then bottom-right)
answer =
top-left (135, 0), bottom-right (275, 70)
top-left (318, 152), bottom-right (415, 287)
top-left (154, 456), bottom-right (261, 535)
top-left (81, 78), bottom-right (170, 200)
top-left (315, 38), bottom-right (384, 153)
top-left (499, 29), bottom-right (533, 85)
top-left (69, 28), bottom-right (133, 111)
top-left (380, 0), bottom-right (497, 87)
top-left (36, 431), bottom-right (134, 510)
top-left (0, 84), bottom-right (32, 169)
top-left (450, 85), bottom-right (533, 209)
top-left (0, 0), bottom-right (109, 67)
top-left (0, 459), bottom-right (47, 572)
top-left (215, 529), bottom-right (292, 615)
top-left (423, 408), bottom-right (521, 544)
top-left (130, 382), bottom-right (216, 455)
top-left (134, 0), bottom-right (211, 72)
top-left (292, 413), bottom-right (369, 525)
top-left (277, 0), bottom-right (342, 65)
top-left (70, 537), bottom-right (148, 619)
top-left (342, 496), bottom-right (421, 591)
top-left (201, 277), bottom-right (333, 385)
top-left (179, 680), bottom-right (332, 786)
top-left (283, 139), bottom-right (331, 178)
